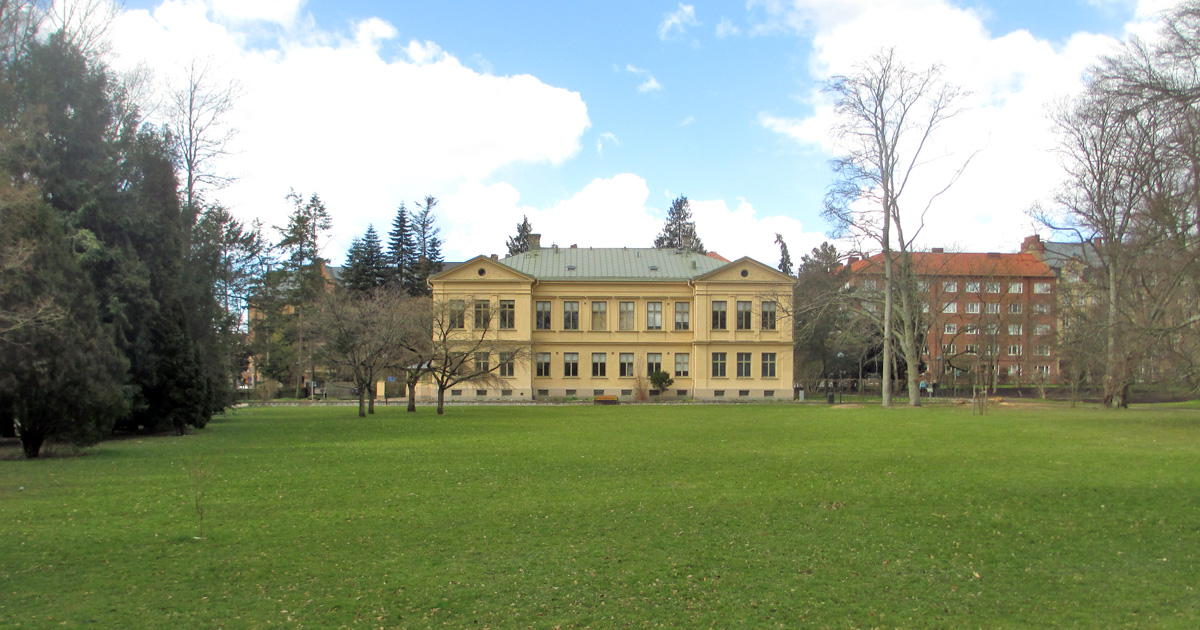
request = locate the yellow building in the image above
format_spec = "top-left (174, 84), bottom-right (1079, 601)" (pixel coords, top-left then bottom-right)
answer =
top-left (424, 243), bottom-right (794, 401)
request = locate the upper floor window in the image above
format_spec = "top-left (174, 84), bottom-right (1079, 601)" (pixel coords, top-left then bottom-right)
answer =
top-left (943, 302), bottom-right (957, 314)
top-left (965, 281), bottom-right (981, 293)
top-left (944, 323), bottom-right (957, 335)
top-left (861, 279), bottom-right (878, 291)
top-left (984, 303), bottom-right (1000, 314)
top-left (563, 301), bottom-right (579, 330)
top-left (736, 301), bottom-right (752, 330)
top-left (761, 301), bottom-right (777, 330)
top-left (499, 300), bottom-right (515, 329)
top-left (449, 300), bottom-right (465, 329)
top-left (473, 300), bottom-right (490, 329)
top-left (619, 301), bottom-right (635, 331)
top-left (1035, 324), bottom-right (1051, 336)
top-left (1008, 324), bottom-right (1023, 335)
top-left (965, 302), bottom-right (981, 314)
top-left (712, 301), bottom-right (727, 330)
top-left (674, 302), bottom-right (690, 330)
top-left (591, 301), bottom-right (607, 331)
top-left (647, 302), bottom-right (663, 330)
top-left (1009, 303), bottom-right (1023, 315)
top-left (1033, 303), bottom-right (1051, 315)
top-left (943, 281), bottom-right (958, 293)
top-left (535, 301), bottom-right (551, 330)
top-left (1033, 282), bottom-right (1052, 294)
top-left (1008, 282), bottom-right (1023, 294)
top-left (985, 282), bottom-right (1001, 293)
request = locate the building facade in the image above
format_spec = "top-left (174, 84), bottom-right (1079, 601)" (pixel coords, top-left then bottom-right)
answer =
top-left (849, 247), bottom-right (1058, 384)
top-left (424, 244), bottom-right (794, 401)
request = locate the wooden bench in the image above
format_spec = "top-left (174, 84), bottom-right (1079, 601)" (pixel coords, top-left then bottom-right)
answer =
top-left (594, 395), bottom-right (619, 405)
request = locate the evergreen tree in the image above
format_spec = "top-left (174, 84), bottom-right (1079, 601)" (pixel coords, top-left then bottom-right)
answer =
top-left (506, 215), bottom-right (534, 256)
top-left (653, 195), bottom-right (705, 253)
top-left (273, 189), bottom-right (333, 397)
top-left (409, 196), bottom-right (444, 297)
top-left (775, 233), bottom-right (794, 276)
top-left (342, 225), bottom-right (389, 293)
top-left (386, 203), bottom-right (416, 289)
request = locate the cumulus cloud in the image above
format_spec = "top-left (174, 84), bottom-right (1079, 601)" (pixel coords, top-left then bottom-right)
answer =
top-left (209, 0), bottom-right (305, 24)
top-left (716, 17), bottom-right (740, 38)
top-left (108, 0), bottom-right (590, 262)
top-left (626, 64), bottom-right (663, 93)
top-left (659, 3), bottom-right (699, 40)
top-left (750, 0), bottom-right (1162, 253)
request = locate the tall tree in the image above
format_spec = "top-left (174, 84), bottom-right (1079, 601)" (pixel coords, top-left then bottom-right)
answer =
top-left (342, 225), bottom-right (389, 293)
top-left (409, 196), bottom-right (443, 297)
top-left (506, 215), bottom-right (534, 256)
top-left (167, 59), bottom-right (240, 214)
top-left (653, 195), bottom-right (705, 253)
top-left (822, 47), bottom-right (969, 407)
top-left (274, 189), bottom-right (333, 397)
top-left (775, 233), bottom-right (794, 276)
top-left (387, 202), bottom-right (416, 291)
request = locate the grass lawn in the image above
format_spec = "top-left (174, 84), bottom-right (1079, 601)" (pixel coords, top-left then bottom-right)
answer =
top-left (2, 402), bottom-right (1198, 628)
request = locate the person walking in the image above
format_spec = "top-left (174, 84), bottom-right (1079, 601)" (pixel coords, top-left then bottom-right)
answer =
top-left (919, 378), bottom-right (928, 397)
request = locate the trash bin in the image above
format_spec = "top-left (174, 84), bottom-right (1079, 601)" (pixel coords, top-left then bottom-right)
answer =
top-left (797, 387), bottom-right (805, 402)
top-left (827, 391), bottom-right (835, 404)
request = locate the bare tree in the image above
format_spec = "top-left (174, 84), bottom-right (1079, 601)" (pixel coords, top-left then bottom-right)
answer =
top-left (44, 0), bottom-right (119, 61)
top-left (823, 47), bottom-right (971, 407)
top-left (0, 0), bottom-right (47, 69)
top-left (426, 296), bottom-right (526, 415)
top-left (168, 59), bottom-right (240, 212)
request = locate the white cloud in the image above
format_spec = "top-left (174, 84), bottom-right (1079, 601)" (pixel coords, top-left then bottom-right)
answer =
top-left (209, 0), bottom-right (305, 24)
top-left (659, 3), bottom-right (699, 40)
top-left (716, 17), bottom-right (740, 38)
top-left (596, 132), bottom-right (620, 155)
top-left (109, 1), bottom-right (591, 262)
top-left (751, 0), bottom-right (1169, 253)
top-left (679, 115), bottom-right (695, 126)
top-left (690, 198), bottom-right (820, 264)
top-left (626, 63), bottom-right (663, 93)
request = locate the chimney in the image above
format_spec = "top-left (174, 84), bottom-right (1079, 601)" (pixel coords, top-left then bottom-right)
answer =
top-left (1021, 235), bottom-right (1045, 254)
top-left (528, 234), bottom-right (541, 250)
top-left (931, 247), bottom-right (944, 254)
top-left (570, 244), bottom-right (577, 249)
top-left (490, 254), bottom-right (498, 261)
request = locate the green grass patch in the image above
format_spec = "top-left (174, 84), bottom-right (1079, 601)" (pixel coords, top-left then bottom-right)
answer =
top-left (2, 403), bottom-right (1199, 627)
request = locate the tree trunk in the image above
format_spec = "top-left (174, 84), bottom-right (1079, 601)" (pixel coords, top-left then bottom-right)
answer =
top-left (436, 388), bottom-right (445, 415)
top-left (368, 381), bottom-right (376, 414)
top-left (20, 429), bottom-right (45, 459)
top-left (406, 380), bottom-right (417, 412)
top-left (357, 389), bottom-right (366, 417)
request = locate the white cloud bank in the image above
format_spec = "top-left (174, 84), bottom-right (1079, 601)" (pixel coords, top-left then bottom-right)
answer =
top-left (751, 0), bottom-right (1165, 253)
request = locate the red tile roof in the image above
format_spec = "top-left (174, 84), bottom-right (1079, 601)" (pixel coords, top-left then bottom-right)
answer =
top-left (705, 251), bottom-right (731, 262)
top-left (849, 251), bottom-right (1053, 278)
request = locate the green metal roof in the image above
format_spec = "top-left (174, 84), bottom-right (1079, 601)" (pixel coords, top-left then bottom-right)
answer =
top-left (500, 247), bottom-right (727, 280)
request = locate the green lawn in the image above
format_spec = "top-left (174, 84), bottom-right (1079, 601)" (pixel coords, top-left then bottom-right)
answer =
top-left (2, 402), bottom-right (1198, 628)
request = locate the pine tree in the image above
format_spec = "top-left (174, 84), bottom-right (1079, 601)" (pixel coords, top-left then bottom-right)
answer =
top-left (387, 203), bottom-right (416, 290)
top-left (775, 233), bottom-right (794, 276)
top-left (506, 215), bottom-right (534, 256)
top-left (343, 225), bottom-right (388, 293)
top-left (409, 196), bottom-right (444, 297)
top-left (653, 195), bottom-right (705, 253)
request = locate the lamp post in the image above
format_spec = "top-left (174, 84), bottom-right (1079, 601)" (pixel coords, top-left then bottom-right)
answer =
top-left (837, 352), bottom-right (845, 404)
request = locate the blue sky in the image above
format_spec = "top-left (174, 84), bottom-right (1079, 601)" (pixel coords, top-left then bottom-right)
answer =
top-left (111, 1), bottom-right (1166, 263)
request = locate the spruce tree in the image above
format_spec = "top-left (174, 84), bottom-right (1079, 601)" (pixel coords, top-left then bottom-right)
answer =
top-left (409, 196), bottom-right (444, 297)
top-left (653, 195), bottom-right (705, 253)
top-left (775, 233), bottom-right (794, 276)
top-left (343, 225), bottom-right (388, 293)
top-left (387, 203), bottom-right (416, 290)
top-left (506, 215), bottom-right (534, 256)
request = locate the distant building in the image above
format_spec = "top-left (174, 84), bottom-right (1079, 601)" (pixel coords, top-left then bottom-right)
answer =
top-left (848, 245), bottom-right (1058, 385)
top-left (424, 237), bottom-right (795, 401)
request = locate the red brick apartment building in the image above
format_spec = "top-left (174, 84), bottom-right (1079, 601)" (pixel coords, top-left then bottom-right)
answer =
top-left (848, 241), bottom-right (1058, 385)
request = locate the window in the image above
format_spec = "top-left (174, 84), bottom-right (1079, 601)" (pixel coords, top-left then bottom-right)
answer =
top-left (1008, 324), bottom-right (1023, 335)
top-left (736, 301), bottom-right (752, 330)
top-left (499, 352), bottom-right (514, 377)
top-left (674, 302), bottom-right (690, 330)
top-left (985, 282), bottom-right (1001, 293)
top-left (474, 352), bottom-right (489, 373)
top-left (712, 301), bottom-right (727, 330)
top-left (1008, 345), bottom-right (1023, 356)
top-left (449, 300), bottom-right (465, 329)
top-left (647, 353), bottom-right (662, 375)
top-left (1008, 282), bottom-right (1023, 294)
top-left (761, 302), bottom-right (777, 330)
top-left (964, 344), bottom-right (977, 354)
top-left (1034, 345), bottom-right (1051, 356)
top-left (944, 323), bottom-right (958, 335)
top-left (941, 343), bottom-right (955, 355)
top-left (736, 352), bottom-right (751, 377)
top-left (591, 301), bottom-right (607, 331)
top-left (712, 352), bottom-right (727, 377)
top-left (739, 390), bottom-right (750, 397)
top-left (592, 353), bottom-right (606, 377)
top-left (865, 302), bottom-right (878, 313)
top-left (499, 300), bottom-right (515, 329)
top-left (916, 280), bottom-right (929, 291)
top-left (563, 352), bottom-right (579, 377)
top-left (619, 353), bottom-right (634, 377)
top-left (984, 323), bottom-right (1000, 335)
top-left (1035, 365), bottom-right (1050, 375)
top-left (674, 353), bottom-right (690, 377)
top-left (985, 303), bottom-right (1000, 314)
top-left (1035, 324), bottom-right (1051, 336)
top-left (473, 300), bottom-right (490, 329)
top-left (1008, 303), bottom-right (1023, 315)
top-left (647, 302), bottom-right (663, 330)
top-left (535, 301), bottom-right (551, 330)
top-left (476, 390), bottom-right (487, 397)
top-left (535, 353), bottom-right (551, 377)
top-left (942, 302), bottom-right (957, 314)
top-left (964, 324), bottom-right (978, 335)
top-left (1033, 303), bottom-right (1051, 315)
top-left (921, 302), bottom-right (929, 314)
top-left (619, 302), bottom-right (635, 331)
top-left (965, 281), bottom-right (981, 293)
top-left (1034, 282), bottom-right (1052, 294)
top-left (762, 353), bottom-right (776, 378)
top-left (966, 302), bottom-right (981, 314)
top-left (943, 281), bottom-right (958, 293)
top-left (862, 279), bottom-right (878, 290)
top-left (561, 301), bottom-right (579, 330)
top-left (1008, 365), bottom-right (1021, 376)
